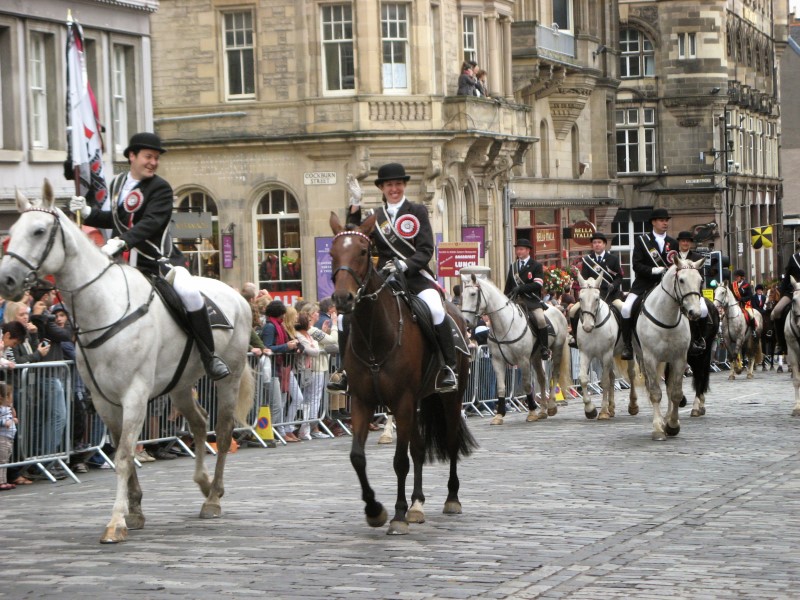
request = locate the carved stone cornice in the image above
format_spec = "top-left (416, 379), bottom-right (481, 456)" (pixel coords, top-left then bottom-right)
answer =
top-left (663, 95), bottom-right (717, 128)
top-left (546, 74), bottom-right (597, 139)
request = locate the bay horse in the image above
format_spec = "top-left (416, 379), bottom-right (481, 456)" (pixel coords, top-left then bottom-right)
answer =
top-left (458, 267), bottom-right (571, 425)
top-left (713, 282), bottom-right (763, 380)
top-left (328, 212), bottom-right (476, 535)
top-left (784, 276), bottom-right (800, 416)
top-left (761, 285), bottom-right (780, 371)
top-left (574, 273), bottom-right (638, 420)
top-left (633, 257), bottom-right (706, 440)
top-left (0, 181), bottom-right (253, 543)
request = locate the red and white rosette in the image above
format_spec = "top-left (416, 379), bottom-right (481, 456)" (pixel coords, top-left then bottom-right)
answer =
top-left (395, 214), bottom-right (420, 239)
top-left (666, 249), bottom-right (678, 265)
top-left (123, 189), bottom-right (143, 213)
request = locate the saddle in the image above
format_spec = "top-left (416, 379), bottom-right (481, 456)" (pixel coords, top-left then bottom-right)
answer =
top-left (149, 275), bottom-right (234, 331)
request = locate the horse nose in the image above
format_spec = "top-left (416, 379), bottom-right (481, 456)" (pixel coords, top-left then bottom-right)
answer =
top-left (332, 291), bottom-right (354, 313)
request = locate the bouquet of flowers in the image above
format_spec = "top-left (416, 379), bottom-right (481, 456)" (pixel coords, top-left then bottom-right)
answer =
top-left (543, 265), bottom-right (572, 292)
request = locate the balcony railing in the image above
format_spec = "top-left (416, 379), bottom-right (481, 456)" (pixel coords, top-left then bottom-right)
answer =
top-left (537, 23), bottom-right (575, 58)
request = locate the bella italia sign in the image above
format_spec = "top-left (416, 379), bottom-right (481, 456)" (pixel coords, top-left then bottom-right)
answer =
top-left (304, 171), bottom-right (337, 185)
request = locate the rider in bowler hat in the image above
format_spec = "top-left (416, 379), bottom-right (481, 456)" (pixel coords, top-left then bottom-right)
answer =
top-left (504, 238), bottom-right (551, 360)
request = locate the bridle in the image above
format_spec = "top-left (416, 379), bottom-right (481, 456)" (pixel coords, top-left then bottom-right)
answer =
top-left (330, 230), bottom-right (391, 303)
top-left (659, 265), bottom-right (703, 315)
top-left (461, 279), bottom-right (529, 348)
top-left (577, 285), bottom-right (610, 330)
top-left (3, 208), bottom-right (65, 288)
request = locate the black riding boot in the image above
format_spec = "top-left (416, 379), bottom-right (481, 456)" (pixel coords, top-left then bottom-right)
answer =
top-left (688, 317), bottom-right (708, 357)
top-left (326, 325), bottom-right (349, 392)
top-left (621, 317), bottom-right (634, 361)
top-left (434, 322), bottom-right (458, 391)
top-left (774, 311), bottom-right (788, 355)
top-left (537, 326), bottom-right (551, 360)
top-left (187, 309), bottom-right (230, 381)
top-left (568, 313), bottom-right (580, 349)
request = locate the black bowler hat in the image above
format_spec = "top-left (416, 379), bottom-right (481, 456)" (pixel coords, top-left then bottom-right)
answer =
top-left (650, 208), bottom-right (671, 221)
top-left (677, 231), bottom-right (694, 241)
top-left (374, 163), bottom-right (411, 186)
top-left (513, 238), bottom-right (533, 249)
top-left (591, 232), bottom-right (607, 243)
top-left (123, 132), bottom-right (167, 157)
top-left (756, 284), bottom-right (764, 291)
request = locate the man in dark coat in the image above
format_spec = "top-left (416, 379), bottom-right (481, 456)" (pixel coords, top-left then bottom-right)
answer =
top-left (70, 132), bottom-right (229, 380)
top-left (771, 253), bottom-right (800, 354)
top-left (620, 208), bottom-right (680, 360)
top-left (567, 231), bottom-right (624, 347)
top-left (503, 238), bottom-right (550, 360)
top-left (328, 163), bottom-right (457, 393)
top-left (731, 269), bottom-right (753, 308)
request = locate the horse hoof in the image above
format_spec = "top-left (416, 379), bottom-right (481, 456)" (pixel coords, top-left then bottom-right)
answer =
top-left (747, 373), bottom-right (754, 379)
top-left (585, 408), bottom-right (598, 420)
top-left (125, 513), bottom-right (145, 530)
top-left (664, 423), bottom-right (680, 437)
top-left (490, 415), bottom-right (504, 425)
top-left (407, 508), bottom-right (425, 523)
top-left (652, 432), bottom-right (667, 441)
top-left (443, 500), bottom-right (462, 515)
top-left (679, 396), bottom-right (687, 408)
top-left (387, 520), bottom-right (409, 535)
top-left (728, 374), bottom-right (736, 380)
top-left (99, 526), bottom-right (128, 544)
top-left (526, 411), bottom-right (540, 422)
top-left (792, 408), bottom-right (800, 417)
top-left (628, 405), bottom-right (639, 416)
top-left (608, 408), bottom-right (616, 418)
top-left (547, 407), bottom-right (558, 417)
top-left (597, 411), bottom-right (610, 420)
top-left (377, 434), bottom-right (394, 445)
top-left (199, 502), bottom-right (222, 519)
top-left (366, 507), bottom-right (388, 528)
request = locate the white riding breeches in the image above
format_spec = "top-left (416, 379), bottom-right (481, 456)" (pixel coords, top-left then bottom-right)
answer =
top-left (418, 288), bottom-right (446, 325)
top-left (169, 266), bottom-right (205, 312)
top-left (699, 299), bottom-right (708, 318)
top-left (621, 293), bottom-right (638, 318)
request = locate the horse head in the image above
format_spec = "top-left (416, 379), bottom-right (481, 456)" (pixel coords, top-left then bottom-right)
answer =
top-left (459, 266), bottom-right (492, 329)
top-left (329, 211), bottom-right (378, 314)
top-left (790, 276), bottom-right (800, 328)
top-left (0, 179), bottom-right (68, 300)
top-left (670, 256), bottom-right (705, 321)
top-left (577, 272), bottom-right (603, 332)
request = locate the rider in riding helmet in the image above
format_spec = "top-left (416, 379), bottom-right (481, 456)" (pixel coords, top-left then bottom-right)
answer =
top-left (69, 132), bottom-right (229, 381)
top-left (327, 163), bottom-right (458, 394)
top-left (503, 239), bottom-right (551, 360)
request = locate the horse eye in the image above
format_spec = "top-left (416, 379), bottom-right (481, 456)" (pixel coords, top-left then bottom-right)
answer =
top-left (33, 227), bottom-right (46, 237)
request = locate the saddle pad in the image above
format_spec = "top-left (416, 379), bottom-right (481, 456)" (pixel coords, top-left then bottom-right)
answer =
top-left (202, 293), bottom-right (233, 330)
top-left (542, 315), bottom-right (556, 338)
top-left (409, 295), bottom-right (470, 356)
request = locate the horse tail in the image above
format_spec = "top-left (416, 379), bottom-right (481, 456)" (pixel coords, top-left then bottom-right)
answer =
top-left (419, 394), bottom-right (478, 464)
top-left (234, 364), bottom-right (256, 426)
top-left (557, 337), bottom-right (572, 394)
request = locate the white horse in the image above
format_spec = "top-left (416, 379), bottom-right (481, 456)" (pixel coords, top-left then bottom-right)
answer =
top-left (633, 257), bottom-right (706, 441)
top-left (783, 277), bottom-right (800, 417)
top-left (713, 282), bottom-right (763, 380)
top-left (459, 267), bottom-right (571, 425)
top-left (0, 181), bottom-right (254, 543)
top-left (574, 273), bottom-right (638, 420)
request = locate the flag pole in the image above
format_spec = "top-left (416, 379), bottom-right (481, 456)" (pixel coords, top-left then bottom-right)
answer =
top-left (66, 10), bottom-right (82, 226)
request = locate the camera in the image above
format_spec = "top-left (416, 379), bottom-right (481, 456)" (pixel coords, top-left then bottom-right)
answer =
top-left (41, 339), bottom-right (50, 347)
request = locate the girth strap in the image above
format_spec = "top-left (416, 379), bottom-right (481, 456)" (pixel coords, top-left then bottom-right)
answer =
top-left (80, 287), bottom-right (157, 349)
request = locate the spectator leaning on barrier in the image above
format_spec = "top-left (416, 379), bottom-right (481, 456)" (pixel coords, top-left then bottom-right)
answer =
top-left (295, 312), bottom-right (333, 440)
top-left (0, 382), bottom-right (18, 490)
top-left (261, 300), bottom-right (301, 443)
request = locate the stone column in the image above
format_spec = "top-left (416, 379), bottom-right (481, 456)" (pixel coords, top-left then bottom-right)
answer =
top-left (502, 17), bottom-right (513, 100)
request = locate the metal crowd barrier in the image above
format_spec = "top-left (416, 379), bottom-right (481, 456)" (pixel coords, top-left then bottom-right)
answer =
top-left (4, 361), bottom-right (77, 483)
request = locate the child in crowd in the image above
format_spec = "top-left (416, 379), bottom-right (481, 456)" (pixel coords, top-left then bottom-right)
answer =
top-left (0, 382), bottom-right (17, 490)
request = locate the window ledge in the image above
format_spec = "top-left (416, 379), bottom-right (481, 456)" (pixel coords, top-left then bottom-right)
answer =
top-left (29, 149), bottom-right (67, 163)
top-left (0, 149), bottom-right (24, 163)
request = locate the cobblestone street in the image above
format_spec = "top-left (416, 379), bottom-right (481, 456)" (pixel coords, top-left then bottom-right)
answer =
top-left (2, 368), bottom-right (800, 599)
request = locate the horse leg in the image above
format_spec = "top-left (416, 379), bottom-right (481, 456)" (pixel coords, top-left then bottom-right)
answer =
top-left (530, 359), bottom-right (548, 421)
top-left (599, 354), bottom-right (615, 419)
top-left (388, 397), bottom-right (413, 536)
top-left (523, 363), bottom-right (541, 422)
top-left (641, 357), bottom-right (667, 441)
top-left (378, 414), bottom-right (394, 444)
top-left (94, 391), bottom-right (148, 543)
top-left (349, 396), bottom-right (386, 528)
top-left (664, 360), bottom-right (683, 437)
top-left (443, 388), bottom-right (468, 515)
top-left (625, 359), bottom-right (639, 416)
top-left (691, 393), bottom-right (706, 417)
top-left (579, 351), bottom-right (598, 419)
top-left (407, 414), bottom-right (426, 525)
top-left (490, 358), bottom-right (507, 425)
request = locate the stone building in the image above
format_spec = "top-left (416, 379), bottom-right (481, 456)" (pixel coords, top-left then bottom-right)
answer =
top-left (150, 1), bottom-right (619, 301)
top-left (0, 0), bottom-right (157, 229)
top-left (780, 13), bottom-right (800, 255)
top-left (615, 0), bottom-right (788, 285)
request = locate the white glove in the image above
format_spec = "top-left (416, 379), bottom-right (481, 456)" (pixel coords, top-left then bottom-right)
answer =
top-left (70, 195), bottom-right (91, 219)
top-left (346, 174), bottom-right (363, 206)
top-left (101, 237), bottom-right (126, 257)
top-left (382, 260), bottom-right (408, 275)
top-left (652, 266), bottom-right (666, 276)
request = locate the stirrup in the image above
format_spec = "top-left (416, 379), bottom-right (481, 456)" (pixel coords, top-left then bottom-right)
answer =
top-left (539, 345), bottom-right (551, 360)
top-left (204, 355), bottom-right (230, 381)
top-left (435, 366), bottom-right (458, 392)
top-left (327, 370), bottom-right (348, 392)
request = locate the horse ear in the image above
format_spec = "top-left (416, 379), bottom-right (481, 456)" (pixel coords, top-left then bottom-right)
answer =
top-left (14, 187), bottom-right (31, 213)
top-left (577, 272), bottom-right (586, 287)
top-left (43, 178), bottom-right (55, 210)
top-left (691, 257), bottom-right (705, 271)
top-left (361, 212), bottom-right (378, 236)
top-left (792, 275), bottom-right (798, 288)
top-left (329, 211), bottom-right (343, 235)
top-left (593, 274), bottom-right (603, 287)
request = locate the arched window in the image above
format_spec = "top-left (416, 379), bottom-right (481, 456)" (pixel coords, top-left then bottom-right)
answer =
top-left (255, 187), bottom-right (302, 295)
top-left (176, 190), bottom-right (220, 279)
top-left (619, 28), bottom-right (654, 79)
